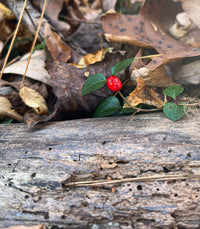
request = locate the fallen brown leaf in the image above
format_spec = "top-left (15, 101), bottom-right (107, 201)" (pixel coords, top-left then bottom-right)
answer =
top-left (19, 86), bottom-right (48, 115)
top-left (101, 0), bottom-right (200, 71)
top-left (123, 77), bottom-right (165, 109)
top-left (3, 50), bottom-right (51, 85)
top-left (77, 48), bottom-right (105, 68)
top-left (44, 23), bottom-right (71, 62)
top-left (0, 96), bottom-right (24, 122)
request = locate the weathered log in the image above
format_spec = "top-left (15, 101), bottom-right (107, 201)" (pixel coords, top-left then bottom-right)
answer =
top-left (1, 112), bottom-right (200, 228)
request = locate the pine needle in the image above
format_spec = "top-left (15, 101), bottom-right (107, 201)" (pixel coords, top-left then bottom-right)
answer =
top-left (0, 0), bottom-right (28, 79)
top-left (20, 0), bottom-right (48, 89)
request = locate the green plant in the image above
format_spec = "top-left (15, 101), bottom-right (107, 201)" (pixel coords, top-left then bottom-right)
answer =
top-left (163, 85), bottom-right (187, 121)
top-left (81, 58), bottom-right (188, 121)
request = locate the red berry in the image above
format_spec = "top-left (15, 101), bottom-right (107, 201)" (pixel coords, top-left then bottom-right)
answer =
top-left (106, 76), bottom-right (122, 92)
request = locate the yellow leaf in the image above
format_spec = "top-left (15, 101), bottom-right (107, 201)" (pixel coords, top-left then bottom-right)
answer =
top-left (0, 97), bottom-right (23, 122)
top-left (123, 77), bottom-right (165, 109)
top-left (19, 87), bottom-right (48, 115)
top-left (78, 48), bottom-right (105, 67)
top-left (0, 3), bottom-right (15, 20)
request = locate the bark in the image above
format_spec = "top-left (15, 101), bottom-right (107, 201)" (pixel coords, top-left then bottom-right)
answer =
top-left (0, 112), bottom-right (200, 228)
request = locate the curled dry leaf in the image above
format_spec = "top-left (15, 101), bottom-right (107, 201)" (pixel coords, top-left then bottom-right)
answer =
top-left (19, 86), bottom-right (48, 115)
top-left (0, 96), bottom-right (23, 122)
top-left (77, 48), bottom-right (105, 68)
top-left (130, 65), bottom-right (179, 88)
top-left (123, 77), bottom-right (165, 109)
top-left (129, 49), bottom-right (178, 87)
top-left (44, 23), bottom-right (71, 62)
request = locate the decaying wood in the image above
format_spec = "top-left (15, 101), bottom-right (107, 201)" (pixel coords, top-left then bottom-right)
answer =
top-left (1, 112), bottom-right (200, 228)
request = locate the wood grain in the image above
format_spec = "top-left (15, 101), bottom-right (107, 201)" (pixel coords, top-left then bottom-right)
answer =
top-left (1, 112), bottom-right (200, 228)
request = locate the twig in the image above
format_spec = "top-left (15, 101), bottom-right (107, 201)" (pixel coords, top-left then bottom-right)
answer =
top-left (0, 0), bottom-right (28, 79)
top-left (20, 0), bottom-right (48, 89)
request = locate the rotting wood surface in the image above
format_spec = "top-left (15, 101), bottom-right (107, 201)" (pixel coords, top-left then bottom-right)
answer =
top-left (0, 112), bottom-right (200, 228)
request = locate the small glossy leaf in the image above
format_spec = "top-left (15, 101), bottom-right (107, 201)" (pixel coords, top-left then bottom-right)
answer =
top-left (93, 96), bottom-right (121, 118)
top-left (81, 73), bottom-right (106, 95)
top-left (111, 58), bottom-right (135, 75)
top-left (163, 85), bottom-right (184, 99)
top-left (163, 102), bottom-right (186, 121)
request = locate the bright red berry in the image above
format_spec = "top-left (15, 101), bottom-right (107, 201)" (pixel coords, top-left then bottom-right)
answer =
top-left (106, 76), bottom-right (122, 92)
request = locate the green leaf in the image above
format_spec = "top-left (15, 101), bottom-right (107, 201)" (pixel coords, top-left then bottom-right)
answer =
top-left (163, 85), bottom-right (184, 99)
top-left (111, 58), bottom-right (135, 75)
top-left (93, 96), bottom-right (122, 118)
top-left (163, 102), bottom-right (186, 121)
top-left (120, 107), bottom-right (136, 114)
top-left (81, 73), bottom-right (106, 95)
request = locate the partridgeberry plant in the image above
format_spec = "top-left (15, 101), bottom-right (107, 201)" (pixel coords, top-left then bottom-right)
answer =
top-left (81, 58), bottom-right (187, 121)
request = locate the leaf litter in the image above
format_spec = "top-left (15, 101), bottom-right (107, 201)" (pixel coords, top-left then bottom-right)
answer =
top-left (0, 0), bottom-right (200, 128)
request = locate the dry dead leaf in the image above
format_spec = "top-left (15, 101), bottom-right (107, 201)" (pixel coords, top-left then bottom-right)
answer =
top-left (0, 2), bottom-right (15, 20)
top-left (3, 50), bottom-right (51, 85)
top-left (130, 65), bottom-right (179, 87)
top-left (77, 48), bottom-right (105, 68)
top-left (0, 11), bottom-right (12, 41)
top-left (3, 224), bottom-right (45, 229)
top-left (129, 49), bottom-right (178, 87)
top-left (19, 86), bottom-right (48, 115)
top-left (44, 23), bottom-right (71, 62)
top-left (101, 1), bottom-right (200, 71)
top-left (35, 0), bottom-right (84, 37)
top-left (124, 77), bottom-right (165, 109)
top-left (0, 96), bottom-right (23, 122)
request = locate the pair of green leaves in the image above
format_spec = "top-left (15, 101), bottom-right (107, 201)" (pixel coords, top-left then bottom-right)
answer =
top-left (163, 85), bottom-right (186, 121)
top-left (81, 58), bottom-right (135, 96)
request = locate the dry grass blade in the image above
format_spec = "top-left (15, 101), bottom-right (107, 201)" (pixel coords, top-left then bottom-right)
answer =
top-left (65, 174), bottom-right (200, 187)
top-left (20, 0), bottom-right (48, 88)
top-left (0, 0), bottom-right (28, 79)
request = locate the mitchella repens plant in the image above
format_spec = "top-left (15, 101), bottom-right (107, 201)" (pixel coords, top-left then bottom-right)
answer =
top-left (81, 57), bottom-right (187, 121)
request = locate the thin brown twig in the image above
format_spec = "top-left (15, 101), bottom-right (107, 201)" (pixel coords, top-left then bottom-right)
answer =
top-left (0, 0), bottom-right (28, 79)
top-left (20, 0), bottom-right (48, 89)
